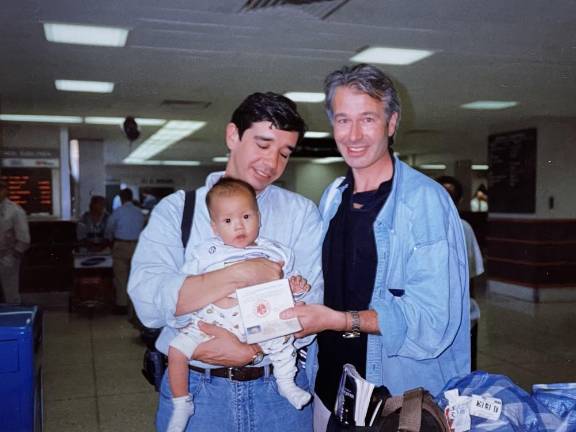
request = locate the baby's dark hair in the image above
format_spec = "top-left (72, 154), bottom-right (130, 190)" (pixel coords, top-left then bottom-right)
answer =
top-left (206, 177), bottom-right (258, 217)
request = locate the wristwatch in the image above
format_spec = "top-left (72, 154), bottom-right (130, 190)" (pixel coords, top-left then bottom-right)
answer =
top-left (342, 310), bottom-right (361, 339)
top-left (250, 349), bottom-right (265, 365)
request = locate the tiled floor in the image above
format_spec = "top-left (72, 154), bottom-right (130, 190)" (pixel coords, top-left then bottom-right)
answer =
top-left (43, 310), bottom-right (158, 432)
top-left (41, 282), bottom-right (576, 431)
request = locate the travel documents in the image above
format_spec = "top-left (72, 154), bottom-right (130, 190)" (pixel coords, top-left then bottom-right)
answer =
top-left (334, 364), bottom-right (390, 427)
top-left (236, 279), bottom-right (302, 344)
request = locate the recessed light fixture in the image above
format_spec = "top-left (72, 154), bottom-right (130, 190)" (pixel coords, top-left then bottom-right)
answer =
top-left (124, 159), bottom-right (201, 166)
top-left (418, 164), bottom-right (447, 170)
top-left (312, 157), bottom-right (345, 165)
top-left (84, 117), bottom-right (166, 126)
top-left (44, 23), bottom-right (129, 47)
top-left (212, 156), bottom-right (229, 163)
top-left (284, 92), bottom-right (325, 103)
top-left (304, 131), bottom-right (330, 138)
top-left (0, 114), bottom-right (83, 124)
top-left (125, 120), bottom-right (206, 161)
top-left (55, 80), bottom-right (114, 93)
top-left (461, 101), bottom-right (518, 110)
top-left (472, 164), bottom-right (489, 171)
top-left (350, 46), bottom-right (435, 65)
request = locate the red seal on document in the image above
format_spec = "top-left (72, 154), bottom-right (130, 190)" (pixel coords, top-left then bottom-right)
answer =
top-left (255, 300), bottom-right (270, 318)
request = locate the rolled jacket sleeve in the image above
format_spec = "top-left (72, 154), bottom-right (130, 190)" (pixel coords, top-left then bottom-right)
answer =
top-left (128, 192), bottom-right (187, 329)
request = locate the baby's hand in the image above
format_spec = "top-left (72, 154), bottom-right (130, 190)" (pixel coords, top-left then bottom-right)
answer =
top-left (288, 275), bottom-right (310, 298)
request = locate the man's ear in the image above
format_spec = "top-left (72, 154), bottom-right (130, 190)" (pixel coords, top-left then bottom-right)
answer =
top-left (387, 112), bottom-right (399, 137)
top-left (225, 123), bottom-right (240, 151)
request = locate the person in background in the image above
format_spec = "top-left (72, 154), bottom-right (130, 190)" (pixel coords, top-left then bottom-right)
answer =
top-left (437, 175), bottom-right (484, 370)
top-left (470, 184), bottom-right (488, 212)
top-left (77, 195), bottom-right (109, 250)
top-left (0, 180), bottom-right (30, 304)
top-left (106, 188), bottom-right (145, 314)
top-left (128, 92), bottom-right (323, 432)
top-left (280, 64), bottom-right (469, 431)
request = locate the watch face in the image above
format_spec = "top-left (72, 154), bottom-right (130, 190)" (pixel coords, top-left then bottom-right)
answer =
top-left (253, 352), bottom-right (264, 365)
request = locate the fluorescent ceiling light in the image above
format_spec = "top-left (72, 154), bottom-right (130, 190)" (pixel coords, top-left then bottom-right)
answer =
top-left (84, 117), bottom-right (166, 126)
top-left (125, 120), bottom-right (206, 161)
top-left (0, 114), bottom-right (83, 124)
top-left (284, 92), bottom-right (325, 103)
top-left (312, 157), bottom-right (345, 165)
top-left (124, 159), bottom-right (200, 166)
top-left (212, 156), bottom-right (229, 163)
top-left (472, 164), bottom-right (489, 171)
top-left (461, 101), bottom-right (518, 110)
top-left (305, 131), bottom-right (330, 139)
top-left (418, 164), bottom-right (447, 170)
top-left (44, 23), bottom-right (129, 47)
top-left (351, 46), bottom-right (435, 65)
top-left (55, 80), bottom-right (114, 93)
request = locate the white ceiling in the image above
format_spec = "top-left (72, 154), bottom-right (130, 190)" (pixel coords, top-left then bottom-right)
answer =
top-left (1, 0), bottom-right (576, 164)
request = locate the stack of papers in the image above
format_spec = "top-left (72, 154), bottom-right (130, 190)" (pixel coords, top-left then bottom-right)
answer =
top-left (334, 364), bottom-right (389, 427)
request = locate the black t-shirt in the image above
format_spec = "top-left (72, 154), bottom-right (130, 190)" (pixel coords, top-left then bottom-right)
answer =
top-left (316, 169), bottom-right (394, 410)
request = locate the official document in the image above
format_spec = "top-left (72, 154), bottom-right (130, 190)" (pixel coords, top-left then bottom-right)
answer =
top-left (236, 279), bottom-right (302, 344)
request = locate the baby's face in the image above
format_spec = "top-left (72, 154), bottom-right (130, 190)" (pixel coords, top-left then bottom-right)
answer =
top-left (210, 192), bottom-right (260, 248)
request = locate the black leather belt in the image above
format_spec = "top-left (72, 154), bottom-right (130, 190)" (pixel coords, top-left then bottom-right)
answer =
top-left (189, 364), bottom-right (272, 381)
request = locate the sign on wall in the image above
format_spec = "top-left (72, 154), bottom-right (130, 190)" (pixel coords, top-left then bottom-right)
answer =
top-left (488, 129), bottom-right (537, 213)
top-left (0, 167), bottom-right (53, 214)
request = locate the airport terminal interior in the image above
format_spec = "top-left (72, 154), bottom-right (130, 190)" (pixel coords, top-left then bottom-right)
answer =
top-left (1, 1), bottom-right (575, 431)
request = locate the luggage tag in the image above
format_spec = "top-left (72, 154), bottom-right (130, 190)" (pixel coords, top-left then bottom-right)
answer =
top-left (469, 395), bottom-right (502, 421)
top-left (444, 389), bottom-right (471, 432)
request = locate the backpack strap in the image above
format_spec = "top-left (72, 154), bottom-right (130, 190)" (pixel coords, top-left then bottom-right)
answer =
top-left (181, 190), bottom-right (196, 248)
top-left (398, 388), bottom-right (424, 432)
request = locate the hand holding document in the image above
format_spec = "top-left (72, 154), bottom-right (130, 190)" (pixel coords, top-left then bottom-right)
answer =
top-left (236, 279), bottom-right (302, 344)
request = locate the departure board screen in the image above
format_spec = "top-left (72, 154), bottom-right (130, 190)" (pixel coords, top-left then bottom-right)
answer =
top-left (0, 168), bottom-right (53, 214)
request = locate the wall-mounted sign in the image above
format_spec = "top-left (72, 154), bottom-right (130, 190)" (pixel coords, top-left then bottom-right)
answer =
top-left (488, 129), bottom-right (537, 213)
top-left (0, 168), bottom-right (53, 214)
top-left (0, 148), bottom-right (60, 168)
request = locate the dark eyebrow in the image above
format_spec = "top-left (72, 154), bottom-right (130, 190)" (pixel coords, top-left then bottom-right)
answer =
top-left (254, 135), bottom-right (273, 143)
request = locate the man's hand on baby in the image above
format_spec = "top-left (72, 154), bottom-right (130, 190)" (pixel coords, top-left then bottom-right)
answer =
top-left (231, 258), bottom-right (284, 288)
top-left (194, 321), bottom-right (254, 367)
top-left (288, 275), bottom-right (310, 298)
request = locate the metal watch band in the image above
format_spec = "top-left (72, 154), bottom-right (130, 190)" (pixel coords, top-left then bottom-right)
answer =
top-left (342, 310), bottom-right (361, 339)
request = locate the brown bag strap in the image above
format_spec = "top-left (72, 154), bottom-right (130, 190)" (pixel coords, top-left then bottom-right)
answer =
top-left (398, 388), bottom-right (424, 431)
top-left (422, 392), bottom-right (451, 432)
top-left (382, 387), bottom-right (449, 432)
top-left (381, 389), bottom-right (423, 431)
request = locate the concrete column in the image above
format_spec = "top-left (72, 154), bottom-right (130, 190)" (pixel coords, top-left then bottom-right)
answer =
top-left (59, 127), bottom-right (71, 220)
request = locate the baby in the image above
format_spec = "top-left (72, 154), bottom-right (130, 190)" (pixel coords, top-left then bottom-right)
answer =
top-left (167, 177), bottom-right (311, 432)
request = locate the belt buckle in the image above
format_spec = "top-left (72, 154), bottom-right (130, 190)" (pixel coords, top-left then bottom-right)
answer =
top-left (227, 367), bottom-right (235, 380)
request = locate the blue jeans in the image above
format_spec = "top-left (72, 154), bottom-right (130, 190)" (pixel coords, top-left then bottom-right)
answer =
top-left (156, 365), bottom-right (313, 431)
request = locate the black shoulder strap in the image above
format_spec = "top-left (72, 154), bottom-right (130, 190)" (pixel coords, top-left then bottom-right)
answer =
top-left (181, 190), bottom-right (196, 248)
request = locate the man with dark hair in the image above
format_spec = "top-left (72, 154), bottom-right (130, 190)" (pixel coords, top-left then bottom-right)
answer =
top-left (106, 187), bottom-right (145, 314)
top-left (129, 92), bottom-right (322, 431)
top-left (0, 180), bottom-right (30, 303)
top-left (281, 64), bottom-right (469, 431)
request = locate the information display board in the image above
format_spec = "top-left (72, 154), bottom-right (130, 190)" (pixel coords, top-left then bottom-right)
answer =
top-left (0, 168), bottom-right (53, 214)
top-left (488, 129), bottom-right (537, 213)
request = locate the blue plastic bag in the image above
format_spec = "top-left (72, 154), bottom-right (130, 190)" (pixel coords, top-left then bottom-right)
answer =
top-left (436, 371), bottom-right (569, 431)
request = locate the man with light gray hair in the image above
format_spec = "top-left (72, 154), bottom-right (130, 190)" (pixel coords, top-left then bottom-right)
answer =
top-left (281, 63), bottom-right (470, 430)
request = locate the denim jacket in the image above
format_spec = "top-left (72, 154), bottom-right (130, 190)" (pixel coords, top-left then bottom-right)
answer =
top-left (306, 157), bottom-right (470, 397)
